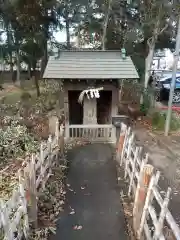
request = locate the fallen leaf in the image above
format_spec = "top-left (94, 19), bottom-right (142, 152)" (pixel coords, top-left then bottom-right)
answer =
top-left (49, 226), bottom-right (56, 234)
top-left (60, 200), bottom-right (64, 205)
top-left (69, 206), bottom-right (74, 211)
top-left (77, 225), bottom-right (82, 230)
top-left (70, 210), bottom-right (75, 215)
top-left (73, 225), bottom-right (82, 230)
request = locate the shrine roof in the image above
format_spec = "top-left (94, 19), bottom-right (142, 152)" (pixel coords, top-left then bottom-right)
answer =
top-left (43, 50), bottom-right (139, 79)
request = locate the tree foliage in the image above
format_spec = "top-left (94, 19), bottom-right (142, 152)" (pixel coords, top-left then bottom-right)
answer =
top-left (0, 0), bottom-right (179, 84)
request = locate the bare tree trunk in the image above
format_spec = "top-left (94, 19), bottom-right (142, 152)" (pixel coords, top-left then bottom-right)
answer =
top-left (6, 22), bottom-right (14, 82)
top-left (10, 56), bottom-right (14, 83)
top-left (27, 64), bottom-right (31, 80)
top-left (77, 26), bottom-right (81, 48)
top-left (65, 9), bottom-right (71, 49)
top-left (144, 40), bottom-right (155, 88)
top-left (165, 15), bottom-right (180, 136)
top-left (34, 70), bottom-right (40, 97)
top-left (16, 49), bottom-right (21, 86)
top-left (40, 40), bottom-right (48, 78)
top-left (144, 13), bottom-right (168, 89)
top-left (40, 9), bottom-right (49, 78)
top-left (102, 0), bottom-right (113, 50)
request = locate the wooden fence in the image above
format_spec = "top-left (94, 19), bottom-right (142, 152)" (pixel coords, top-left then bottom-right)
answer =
top-left (117, 124), bottom-right (180, 240)
top-left (0, 179), bottom-right (29, 240)
top-left (0, 120), bottom-right (64, 239)
top-left (68, 124), bottom-right (116, 143)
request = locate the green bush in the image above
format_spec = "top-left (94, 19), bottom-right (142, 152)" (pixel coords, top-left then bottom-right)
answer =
top-left (0, 120), bottom-right (39, 162)
top-left (140, 88), bottom-right (154, 115)
top-left (152, 111), bottom-right (180, 131)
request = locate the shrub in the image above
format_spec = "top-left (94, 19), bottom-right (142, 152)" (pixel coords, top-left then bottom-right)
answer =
top-left (0, 120), bottom-right (38, 162)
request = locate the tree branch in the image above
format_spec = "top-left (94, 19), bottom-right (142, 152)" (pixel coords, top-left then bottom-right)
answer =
top-left (160, 23), bottom-right (168, 34)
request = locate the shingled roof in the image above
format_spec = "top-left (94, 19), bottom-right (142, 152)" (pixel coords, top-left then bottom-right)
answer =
top-left (43, 50), bottom-right (139, 79)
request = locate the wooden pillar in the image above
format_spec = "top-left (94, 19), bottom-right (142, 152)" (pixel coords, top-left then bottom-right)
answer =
top-left (64, 90), bottom-right (69, 138)
top-left (111, 88), bottom-right (118, 118)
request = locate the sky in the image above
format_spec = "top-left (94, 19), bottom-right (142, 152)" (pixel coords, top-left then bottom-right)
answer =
top-left (54, 30), bottom-right (66, 42)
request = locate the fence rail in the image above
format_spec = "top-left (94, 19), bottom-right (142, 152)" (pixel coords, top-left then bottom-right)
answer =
top-left (0, 121), bottom-right (64, 239)
top-left (68, 124), bottom-right (116, 142)
top-left (117, 123), bottom-right (180, 240)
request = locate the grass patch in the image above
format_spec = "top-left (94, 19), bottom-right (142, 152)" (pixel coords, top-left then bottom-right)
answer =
top-left (152, 111), bottom-right (180, 131)
top-left (1, 89), bottom-right (39, 104)
top-left (1, 90), bottom-right (23, 104)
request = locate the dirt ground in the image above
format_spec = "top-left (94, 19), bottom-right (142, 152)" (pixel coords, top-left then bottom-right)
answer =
top-left (133, 123), bottom-right (180, 226)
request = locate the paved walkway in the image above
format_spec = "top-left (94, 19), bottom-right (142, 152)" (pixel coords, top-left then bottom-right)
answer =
top-left (52, 143), bottom-right (128, 240)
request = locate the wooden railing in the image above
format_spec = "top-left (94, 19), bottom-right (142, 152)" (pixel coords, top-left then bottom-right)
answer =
top-left (0, 181), bottom-right (29, 240)
top-left (68, 124), bottom-right (116, 142)
top-left (0, 121), bottom-right (64, 239)
top-left (117, 124), bottom-right (180, 240)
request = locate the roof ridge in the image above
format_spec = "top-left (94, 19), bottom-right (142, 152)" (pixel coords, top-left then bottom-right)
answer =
top-left (58, 49), bottom-right (123, 52)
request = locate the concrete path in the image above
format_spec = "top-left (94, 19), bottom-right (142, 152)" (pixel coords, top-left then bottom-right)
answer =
top-left (52, 143), bottom-right (128, 240)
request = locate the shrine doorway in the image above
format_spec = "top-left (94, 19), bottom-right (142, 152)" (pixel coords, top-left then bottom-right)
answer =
top-left (68, 90), bottom-right (83, 124)
top-left (97, 91), bottom-right (112, 124)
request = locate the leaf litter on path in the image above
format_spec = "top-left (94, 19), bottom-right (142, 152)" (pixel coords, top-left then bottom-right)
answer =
top-left (73, 225), bottom-right (83, 230)
top-left (69, 210), bottom-right (75, 215)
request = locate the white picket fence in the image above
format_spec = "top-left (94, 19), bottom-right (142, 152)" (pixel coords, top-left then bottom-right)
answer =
top-left (118, 124), bottom-right (180, 240)
top-left (0, 180), bottom-right (29, 240)
top-left (68, 124), bottom-right (116, 143)
top-left (0, 121), bottom-right (64, 239)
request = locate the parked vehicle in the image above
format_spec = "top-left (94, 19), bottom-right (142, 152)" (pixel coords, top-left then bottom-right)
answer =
top-left (155, 74), bottom-right (180, 103)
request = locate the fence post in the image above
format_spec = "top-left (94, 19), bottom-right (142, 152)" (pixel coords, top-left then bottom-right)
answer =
top-left (40, 143), bottom-right (44, 175)
top-left (19, 170), bottom-right (29, 238)
top-left (153, 187), bottom-right (171, 240)
top-left (133, 163), bottom-right (154, 239)
top-left (19, 187), bottom-right (29, 237)
top-left (25, 154), bottom-right (38, 229)
top-left (47, 135), bottom-right (52, 159)
top-left (124, 133), bottom-right (134, 179)
top-left (59, 124), bottom-right (65, 156)
top-left (0, 199), bottom-right (13, 239)
top-left (137, 170), bottom-right (160, 239)
top-left (47, 135), bottom-right (52, 177)
top-left (120, 127), bottom-right (131, 166)
top-left (128, 146), bottom-right (141, 197)
top-left (116, 123), bottom-right (127, 162)
top-left (55, 119), bottom-right (59, 146)
top-left (111, 126), bottom-right (116, 143)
